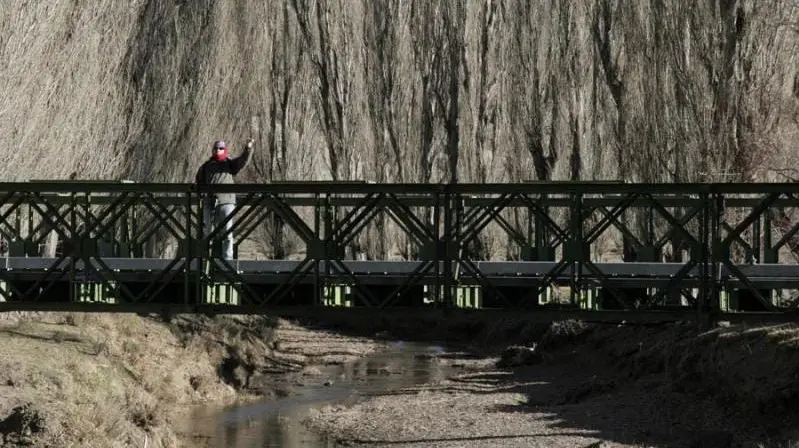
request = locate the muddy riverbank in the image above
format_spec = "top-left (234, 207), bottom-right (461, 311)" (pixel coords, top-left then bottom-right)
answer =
top-left (0, 309), bottom-right (527, 447)
top-left (2, 311), bottom-right (799, 448)
top-left (184, 341), bottom-right (457, 447)
top-left (0, 308), bottom-right (545, 447)
top-left (0, 312), bottom-right (380, 447)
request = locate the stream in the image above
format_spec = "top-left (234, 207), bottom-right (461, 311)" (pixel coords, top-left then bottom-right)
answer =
top-left (186, 341), bottom-right (455, 447)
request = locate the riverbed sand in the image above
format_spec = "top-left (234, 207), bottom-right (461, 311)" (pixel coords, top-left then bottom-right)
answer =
top-left (305, 323), bottom-right (799, 448)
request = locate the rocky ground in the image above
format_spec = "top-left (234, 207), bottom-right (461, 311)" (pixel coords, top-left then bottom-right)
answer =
top-left (306, 321), bottom-right (799, 448)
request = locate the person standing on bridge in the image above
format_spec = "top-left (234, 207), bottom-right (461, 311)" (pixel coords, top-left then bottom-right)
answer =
top-left (195, 139), bottom-right (253, 260)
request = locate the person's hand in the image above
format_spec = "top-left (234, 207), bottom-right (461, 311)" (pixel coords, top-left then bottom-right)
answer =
top-left (246, 139), bottom-right (255, 149)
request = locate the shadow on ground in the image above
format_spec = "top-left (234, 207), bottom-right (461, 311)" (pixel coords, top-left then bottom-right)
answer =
top-left (318, 319), bottom-right (799, 448)
top-left (269, 307), bottom-right (552, 343)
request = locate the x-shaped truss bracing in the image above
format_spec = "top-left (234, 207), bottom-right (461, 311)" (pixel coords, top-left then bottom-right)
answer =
top-left (0, 182), bottom-right (798, 319)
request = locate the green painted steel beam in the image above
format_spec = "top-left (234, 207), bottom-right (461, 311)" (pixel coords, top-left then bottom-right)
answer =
top-left (0, 181), bottom-right (797, 317)
top-left (16, 192), bottom-right (799, 210)
top-left (8, 180), bottom-right (799, 194)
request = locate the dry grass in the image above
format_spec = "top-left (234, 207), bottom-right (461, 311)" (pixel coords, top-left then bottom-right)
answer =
top-left (0, 311), bottom-right (379, 447)
top-left (3, 307), bottom-right (798, 447)
top-left (579, 321), bottom-right (799, 419)
top-left (0, 313), bottom-right (235, 447)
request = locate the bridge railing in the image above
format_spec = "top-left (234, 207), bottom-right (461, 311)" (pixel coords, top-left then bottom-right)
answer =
top-left (0, 181), bottom-right (796, 317)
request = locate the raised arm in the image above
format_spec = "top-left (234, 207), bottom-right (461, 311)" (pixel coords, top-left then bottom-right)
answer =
top-left (230, 139), bottom-right (254, 174)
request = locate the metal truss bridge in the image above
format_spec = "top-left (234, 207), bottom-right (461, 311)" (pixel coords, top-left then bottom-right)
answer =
top-left (1, 180), bottom-right (799, 323)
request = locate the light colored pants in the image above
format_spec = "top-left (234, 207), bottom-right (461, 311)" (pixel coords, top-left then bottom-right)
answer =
top-left (203, 200), bottom-right (235, 260)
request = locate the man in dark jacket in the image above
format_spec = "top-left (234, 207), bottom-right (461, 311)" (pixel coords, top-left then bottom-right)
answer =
top-left (195, 139), bottom-right (253, 259)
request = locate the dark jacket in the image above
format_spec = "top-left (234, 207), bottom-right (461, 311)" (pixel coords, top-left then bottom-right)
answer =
top-left (195, 147), bottom-right (251, 205)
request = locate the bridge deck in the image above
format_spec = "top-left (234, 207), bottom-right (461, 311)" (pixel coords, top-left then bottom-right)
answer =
top-left (0, 257), bottom-right (796, 321)
top-left (1, 258), bottom-right (798, 287)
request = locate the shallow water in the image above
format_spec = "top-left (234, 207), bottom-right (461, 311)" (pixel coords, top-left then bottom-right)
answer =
top-left (187, 341), bottom-right (452, 447)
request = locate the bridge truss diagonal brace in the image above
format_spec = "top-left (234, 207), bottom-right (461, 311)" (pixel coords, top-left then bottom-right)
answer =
top-left (713, 193), bottom-right (782, 311)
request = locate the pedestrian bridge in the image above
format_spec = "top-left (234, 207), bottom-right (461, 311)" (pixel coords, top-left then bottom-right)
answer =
top-left (1, 180), bottom-right (798, 324)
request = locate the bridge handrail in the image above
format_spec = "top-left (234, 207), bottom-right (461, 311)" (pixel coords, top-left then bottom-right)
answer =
top-left (0, 181), bottom-right (796, 196)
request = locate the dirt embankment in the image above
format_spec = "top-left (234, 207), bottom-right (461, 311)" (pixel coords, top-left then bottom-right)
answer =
top-left (0, 312), bottom-right (379, 447)
top-left (4, 309), bottom-right (799, 448)
top-left (305, 319), bottom-right (799, 448)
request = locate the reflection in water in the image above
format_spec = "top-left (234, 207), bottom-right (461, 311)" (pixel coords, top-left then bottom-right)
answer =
top-left (187, 342), bottom-right (451, 447)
